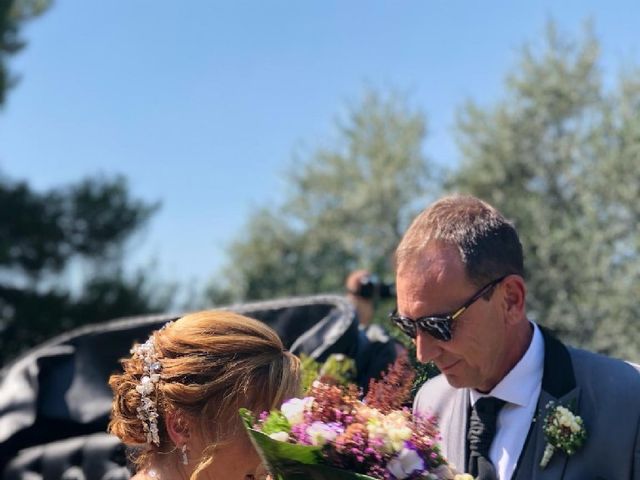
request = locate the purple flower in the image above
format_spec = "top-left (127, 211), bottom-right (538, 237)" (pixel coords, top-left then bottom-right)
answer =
top-left (290, 422), bottom-right (312, 445)
top-left (306, 421), bottom-right (344, 446)
top-left (387, 447), bottom-right (424, 479)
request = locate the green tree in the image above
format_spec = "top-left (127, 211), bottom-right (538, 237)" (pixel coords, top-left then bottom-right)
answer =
top-left (0, 0), bottom-right (171, 366)
top-left (0, 174), bottom-right (171, 365)
top-left (448, 22), bottom-right (640, 361)
top-left (1, 0), bottom-right (50, 106)
top-left (209, 90), bottom-right (438, 302)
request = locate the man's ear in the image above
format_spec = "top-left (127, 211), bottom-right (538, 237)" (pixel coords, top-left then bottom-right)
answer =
top-left (165, 410), bottom-right (190, 446)
top-left (502, 275), bottom-right (526, 324)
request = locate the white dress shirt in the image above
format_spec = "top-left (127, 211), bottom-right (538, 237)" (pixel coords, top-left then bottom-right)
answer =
top-left (469, 322), bottom-right (544, 480)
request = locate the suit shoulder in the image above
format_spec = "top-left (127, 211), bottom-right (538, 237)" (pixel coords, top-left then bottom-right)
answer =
top-left (569, 347), bottom-right (640, 406)
top-left (413, 373), bottom-right (458, 415)
top-left (570, 347), bottom-right (640, 382)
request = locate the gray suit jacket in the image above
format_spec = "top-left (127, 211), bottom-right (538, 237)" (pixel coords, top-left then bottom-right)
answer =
top-left (413, 328), bottom-right (640, 479)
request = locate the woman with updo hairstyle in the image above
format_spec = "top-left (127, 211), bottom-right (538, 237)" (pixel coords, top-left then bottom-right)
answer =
top-left (109, 311), bottom-right (301, 480)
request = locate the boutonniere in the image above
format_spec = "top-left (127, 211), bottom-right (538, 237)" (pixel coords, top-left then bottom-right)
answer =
top-left (539, 401), bottom-right (587, 468)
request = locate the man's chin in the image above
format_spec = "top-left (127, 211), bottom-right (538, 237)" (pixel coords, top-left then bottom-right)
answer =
top-left (444, 373), bottom-right (491, 392)
top-left (443, 374), bottom-right (467, 389)
top-left (441, 369), bottom-right (474, 389)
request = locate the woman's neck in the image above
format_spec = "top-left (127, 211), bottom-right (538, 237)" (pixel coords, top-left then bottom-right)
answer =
top-left (136, 458), bottom-right (190, 480)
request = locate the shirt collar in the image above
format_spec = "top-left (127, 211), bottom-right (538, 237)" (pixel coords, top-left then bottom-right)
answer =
top-left (470, 322), bottom-right (544, 408)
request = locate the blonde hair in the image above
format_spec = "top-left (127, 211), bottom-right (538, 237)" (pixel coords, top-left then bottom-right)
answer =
top-left (108, 310), bottom-right (300, 477)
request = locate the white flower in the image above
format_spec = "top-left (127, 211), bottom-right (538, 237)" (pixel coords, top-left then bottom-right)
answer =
top-left (306, 421), bottom-right (341, 446)
top-left (367, 410), bottom-right (412, 453)
top-left (383, 411), bottom-right (413, 452)
top-left (357, 405), bottom-right (378, 421)
top-left (556, 406), bottom-right (581, 433)
top-left (387, 448), bottom-right (424, 479)
top-left (366, 412), bottom-right (387, 446)
top-left (540, 402), bottom-right (587, 468)
top-left (268, 431), bottom-right (290, 442)
top-left (280, 397), bottom-right (314, 426)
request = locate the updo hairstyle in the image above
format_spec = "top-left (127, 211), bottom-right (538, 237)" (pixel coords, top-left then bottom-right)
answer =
top-left (108, 310), bottom-right (300, 475)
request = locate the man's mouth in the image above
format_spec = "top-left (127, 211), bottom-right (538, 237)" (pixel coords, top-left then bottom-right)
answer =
top-left (440, 360), bottom-right (460, 373)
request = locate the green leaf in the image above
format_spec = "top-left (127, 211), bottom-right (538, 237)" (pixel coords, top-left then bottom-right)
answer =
top-left (299, 353), bottom-right (322, 393)
top-left (319, 353), bottom-right (357, 386)
top-left (261, 410), bottom-right (292, 435)
top-left (267, 463), bottom-right (378, 480)
top-left (240, 409), bottom-right (376, 480)
top-left (239, 408), bottom-right (256, 428)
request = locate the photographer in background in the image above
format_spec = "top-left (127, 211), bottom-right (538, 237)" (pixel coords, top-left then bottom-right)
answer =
top-left (344, 269), bottom-right (399, 391)
top-left (346, 270), bottom-right (406, 359)
top-left (345, 269), bottom-right (394, 328)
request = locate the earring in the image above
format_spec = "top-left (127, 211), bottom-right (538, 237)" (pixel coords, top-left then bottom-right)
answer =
top-left (181, 444), bottom-right (189, 465)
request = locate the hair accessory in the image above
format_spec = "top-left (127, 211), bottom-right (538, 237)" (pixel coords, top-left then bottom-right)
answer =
top-left (131, 331), bottom-right (165, 445)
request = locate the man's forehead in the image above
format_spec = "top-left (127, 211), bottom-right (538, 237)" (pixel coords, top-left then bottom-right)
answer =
top-left (396, 255), bottom-right (471, 316)
top-left (397, 244), bottom-right (464, 281)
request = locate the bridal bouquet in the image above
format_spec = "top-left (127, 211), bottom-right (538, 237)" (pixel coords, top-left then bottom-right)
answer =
top-left (241, 356), bottom-right (465, 480)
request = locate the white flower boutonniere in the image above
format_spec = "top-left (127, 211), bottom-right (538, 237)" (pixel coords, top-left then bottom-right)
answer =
top-left (539, 401), bottom-right (587, 468)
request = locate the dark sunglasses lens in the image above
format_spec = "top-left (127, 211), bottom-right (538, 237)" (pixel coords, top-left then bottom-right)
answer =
top-left (391, 314), bottom-right (453, 341)
top-left (418, 318), bottom-right (452, 342)
top-left (391, 315), bottom-right (417, 338)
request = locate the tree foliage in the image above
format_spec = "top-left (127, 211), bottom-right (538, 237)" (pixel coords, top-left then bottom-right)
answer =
top-left (448, 22), bottom-right (640, 360)
top-left (212, 23), bottom-right (639, 362)
top-left (1, 0), bottom-right (50, 106)
top-left (209, 91), bottom-right (437, 302)
top-left (0, 174), bottom-right (171, 365)
top-left (0, 1), bottom-right (173, 366)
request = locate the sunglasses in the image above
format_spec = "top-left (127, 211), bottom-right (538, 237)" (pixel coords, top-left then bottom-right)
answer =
top-left (389, 275), bottom-right (507, 341)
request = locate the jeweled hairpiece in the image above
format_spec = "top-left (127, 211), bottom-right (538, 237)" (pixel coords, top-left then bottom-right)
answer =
top-left (131, 324), bottom-right (170, 446)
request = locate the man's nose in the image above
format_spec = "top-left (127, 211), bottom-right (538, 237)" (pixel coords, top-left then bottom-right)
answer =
top-left (416, 330), bottom-right (442, 363)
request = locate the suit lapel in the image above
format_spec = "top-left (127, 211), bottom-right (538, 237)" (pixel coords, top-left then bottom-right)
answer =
top-left (444, 387), bottom-right (469, 473)
top-left (515, 327), bottom-right (580, 480)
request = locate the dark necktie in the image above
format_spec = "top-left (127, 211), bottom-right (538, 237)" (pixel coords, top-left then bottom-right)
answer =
top-left (467, 397), bottom-right (506, 480)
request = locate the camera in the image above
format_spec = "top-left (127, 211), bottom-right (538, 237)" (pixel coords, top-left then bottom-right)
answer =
top-left (352, 274), bottom-right (395, 300)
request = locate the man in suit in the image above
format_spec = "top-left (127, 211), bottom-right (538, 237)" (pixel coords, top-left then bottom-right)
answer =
top-left (391, 194), bottom-right (640, 479)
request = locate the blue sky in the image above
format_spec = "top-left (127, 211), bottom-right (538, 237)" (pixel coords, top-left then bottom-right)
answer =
top-left (1, 1), bottom-right (639, 299)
